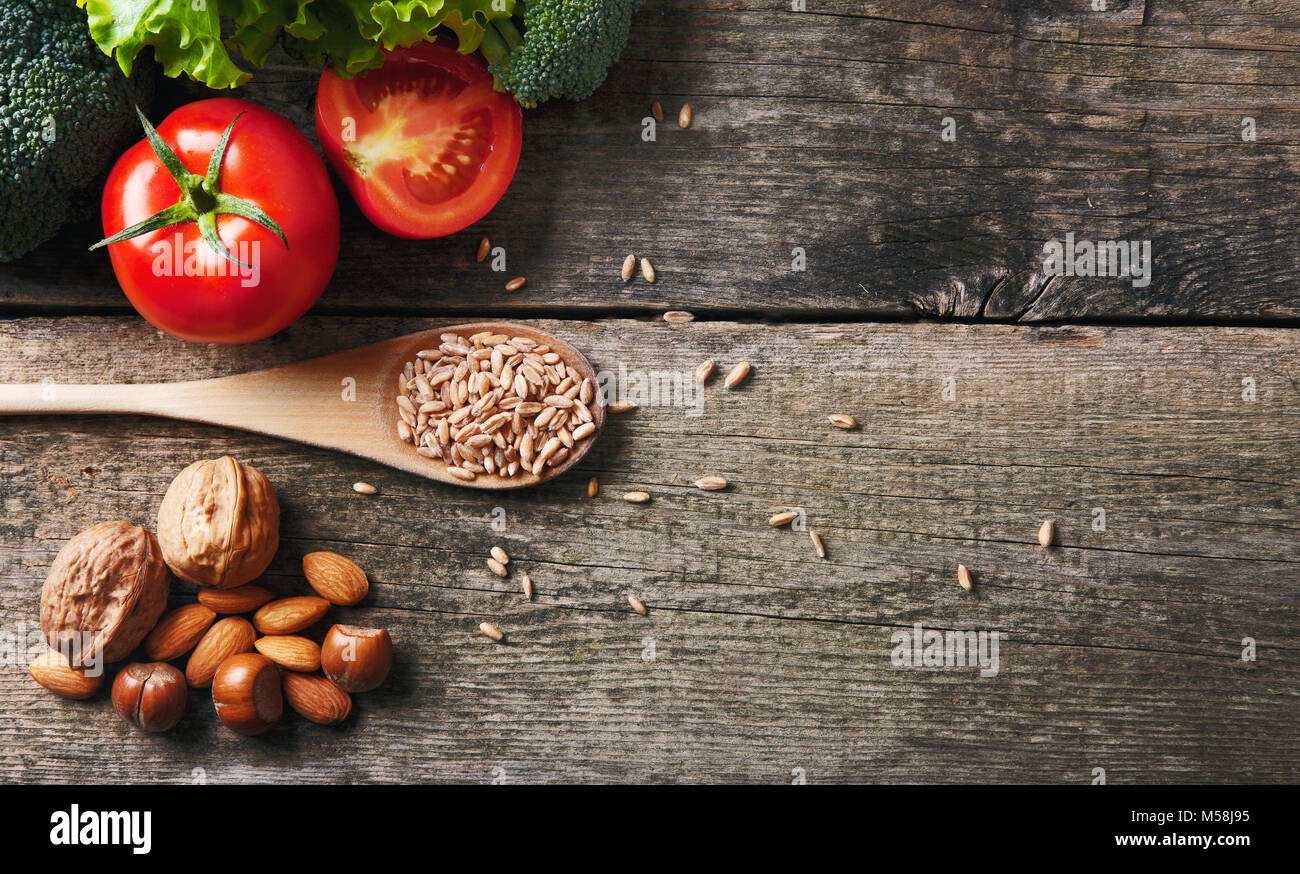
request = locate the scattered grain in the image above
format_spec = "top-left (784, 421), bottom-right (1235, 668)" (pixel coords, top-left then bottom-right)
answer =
top-left (664, 310), bottom-right (694, 324)
top-left (608, 400), bottom-right (637, 413)
top-left (627, 593), bottom-right (647, 615)
top-left (828, 414), bottom-right (857, 430)
top-left (640, 257), bottom-right (656, 283)
top-left (651, 100), bottom-right (663, 122)
top-left (479, 621), bottom-right (504, 641)
top-left (621, 254), bottom-right (635, 281)
top-left (521, 573), bottom-right (533, 600)
top-left (694, 475), bottom-right (727, 491)
top-left (724, 361), bottom-right (751, 388)
top-left (957, 564), bottom-right (973, 591)
top-left (505, 276), bottom-right (526, 292)
top-left (809, 530), bottom-right (826, 559)
top-left (487, 558), bottom-right (508, 577)
top-left (678, 103), bottom-right (692, 128)
top-left (624, 491), bottom-right (651, 503)
top-left (1038, 520), bottom-right (1055, 548)
top-left (769, 510), bottom-right (798, 526)
top-left (352, 482), bottom-right (378, 495)
top-left (476, 237), bottom-right (490, 262)
top-left (491, 546), bottom-right (509, 565)
top-left (694, 359), bottom-right (714, 383)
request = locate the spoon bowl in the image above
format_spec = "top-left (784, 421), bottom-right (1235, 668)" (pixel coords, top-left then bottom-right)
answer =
top-left (0, 322), bottom-right (605, 490)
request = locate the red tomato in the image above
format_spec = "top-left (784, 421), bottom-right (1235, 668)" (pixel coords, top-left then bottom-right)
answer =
top-left (100, 98), bottom-right (339, 344)
top-left (315, 42), bottom-right (522, 239)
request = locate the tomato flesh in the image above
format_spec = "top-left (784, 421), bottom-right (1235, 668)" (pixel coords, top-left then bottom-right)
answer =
top-left (316, 42), bottom-right (522, 239)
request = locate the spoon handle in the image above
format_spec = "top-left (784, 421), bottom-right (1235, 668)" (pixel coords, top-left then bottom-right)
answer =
top-left (0, 375), bottom-right (373, 438)
top-left (0, 364), bottom-right (389, 463)
top-left (0, 382), bottom-right (171, 415)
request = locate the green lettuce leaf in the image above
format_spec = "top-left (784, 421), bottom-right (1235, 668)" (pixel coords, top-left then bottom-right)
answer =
top-left (225, 0), bottom-right (316, 68)
top-left (279, 0), bottom-right (389, 77)
top-left (78, 0), bottom-right (252, 89)
top-left (79, 0), bottom-right (516, 89)
top-left (435, 1), bottom-right (517, 54)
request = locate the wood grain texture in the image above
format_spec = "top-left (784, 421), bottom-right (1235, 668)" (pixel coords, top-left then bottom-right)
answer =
top-left (1, 317), bottom-right (1295, 783)
top-left (4, 1), bottom-right (1300, 322)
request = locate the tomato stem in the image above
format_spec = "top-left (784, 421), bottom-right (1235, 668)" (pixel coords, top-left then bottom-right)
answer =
top-left (90, 107), bottom-right (288, 268)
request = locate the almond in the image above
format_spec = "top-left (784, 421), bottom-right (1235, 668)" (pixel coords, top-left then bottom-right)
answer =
top-left (302, 552), bottom-right (369, 606)
top-left (144, 603), bottom-right (217, 661)
top-left (254, 635), bottom-right (321, 672)
top-left (29, 650), bottom-right (104, 700)
top-left (253, 596), bottom-right (330, 635)
top-left (185, 617), bottom-right (256, 688)
top-left (197, 584), bottom-right (274, 614)
top-left (281, 672), bottom-right (352, 726)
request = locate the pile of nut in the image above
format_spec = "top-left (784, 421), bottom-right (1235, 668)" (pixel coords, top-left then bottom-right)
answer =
top-left (29, 456), bottom-right (393, 735)
top-left (396, 330), bottom-right (599, 482)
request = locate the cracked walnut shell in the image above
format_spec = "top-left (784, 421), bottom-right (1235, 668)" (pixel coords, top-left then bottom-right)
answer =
top-left (40, 521), bottom-right (171, 667)
top-left (157, 457), bottom-right (279, 589)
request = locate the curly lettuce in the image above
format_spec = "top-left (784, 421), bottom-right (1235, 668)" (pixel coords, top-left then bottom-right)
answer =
top-left (76, 0), bottom-right (515, 89)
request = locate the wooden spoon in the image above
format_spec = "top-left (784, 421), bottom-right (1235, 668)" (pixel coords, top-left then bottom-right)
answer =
top-left (0, 322), bottom-right (604, 490)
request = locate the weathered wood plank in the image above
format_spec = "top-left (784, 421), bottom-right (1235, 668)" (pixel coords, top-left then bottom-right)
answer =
top-left (5, 2), bottom-right (1300, 322)
top-left (1, 610), bottom-right (1290, 784)
top-left (1, 317), bottom-right (1295, 782)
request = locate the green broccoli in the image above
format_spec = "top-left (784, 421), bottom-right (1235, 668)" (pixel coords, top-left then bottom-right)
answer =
top-left (0, 0), bottom-right (153, 261)
top-left (478, 1), bottom-right (644, 108)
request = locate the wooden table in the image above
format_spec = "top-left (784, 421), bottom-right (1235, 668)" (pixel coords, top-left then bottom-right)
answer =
top-left (2, 1), bottom-right (1296, 783)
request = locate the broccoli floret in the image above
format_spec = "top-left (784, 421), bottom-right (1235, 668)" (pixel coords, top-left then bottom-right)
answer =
top-left (479, 1), bottom-right (643, 108)
top-left (0, 0), bottom-right (153, 261)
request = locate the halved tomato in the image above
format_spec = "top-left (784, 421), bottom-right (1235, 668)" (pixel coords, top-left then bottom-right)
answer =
top-left (315, 41), bottom-right (522, 239)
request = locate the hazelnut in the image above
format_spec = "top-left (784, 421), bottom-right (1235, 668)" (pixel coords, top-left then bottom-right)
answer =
top-left (111, 662), bottom-right (187, 732)
top-left (157, 457), bottom-right (279, 589)
top-left (40, 521), bottom-right (171, 667)
top-left (212, 653), bottom-right (282, 736)
top-left (320, 625), bottom-right (392, 693)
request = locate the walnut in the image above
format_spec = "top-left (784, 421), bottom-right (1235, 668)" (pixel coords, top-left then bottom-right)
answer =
top-left (40, 521), bottom-right (171, 666)
top-left (157, 457), bottom-right (280, 589)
